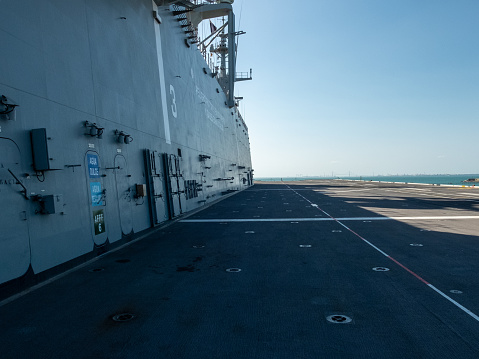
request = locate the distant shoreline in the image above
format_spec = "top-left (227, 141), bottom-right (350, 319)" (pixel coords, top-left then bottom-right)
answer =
top-left (255, 174), bottom-right (479, 187)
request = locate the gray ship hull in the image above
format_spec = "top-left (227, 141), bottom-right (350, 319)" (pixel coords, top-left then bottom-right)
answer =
top-left (0, 0), bottom-right (252, 290)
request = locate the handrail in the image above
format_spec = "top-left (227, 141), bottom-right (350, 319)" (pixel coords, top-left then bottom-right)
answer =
top-left (7, 169), bottom-right (29, 200)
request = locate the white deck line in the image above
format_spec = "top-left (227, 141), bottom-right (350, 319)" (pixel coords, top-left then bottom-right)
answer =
top-left (285, 184), bottom-right (479, 324)
top-left (180, 215), bottom-right (479, 223)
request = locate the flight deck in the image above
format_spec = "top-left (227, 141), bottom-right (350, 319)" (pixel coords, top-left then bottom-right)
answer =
top-left (1, 180), bottom-right (479, 358)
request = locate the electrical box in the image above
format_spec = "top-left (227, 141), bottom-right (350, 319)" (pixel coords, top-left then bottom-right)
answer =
top-left (31, 128), bottom-right (52, 171)
top-left (40, 194), bottom-right (63, 214)
top-left (136, 184), bottom-right (147, 197)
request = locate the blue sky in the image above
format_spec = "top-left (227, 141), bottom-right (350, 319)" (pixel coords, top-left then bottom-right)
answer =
top-left (231, 0), bottom-right (479, 177)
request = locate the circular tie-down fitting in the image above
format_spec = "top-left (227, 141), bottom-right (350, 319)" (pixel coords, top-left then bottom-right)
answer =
top-left (89, 268), bottom-right (105, 273)
top-left (410, 243), bottom-right (423, 247)
top-left (226, 268), bottom-right (242, 273)
top-left (115, 259), bottom-right (131, 263)
top-left (326, 315), bottom-right (352, 324)
top-left (372, 267), bottom-right (390, 272)
top-left (112, 313), bottom-right (136, 322)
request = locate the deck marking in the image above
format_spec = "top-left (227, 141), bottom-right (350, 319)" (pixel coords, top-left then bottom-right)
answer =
top-left (428, 284), bottom-right (479, 322)
top-left (285, 184), bottom-right (479, 323)
top-left (181, 215), bottom-right (479, 223)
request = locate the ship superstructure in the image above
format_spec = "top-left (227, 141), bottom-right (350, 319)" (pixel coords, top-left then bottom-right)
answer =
top-left (0, 0), bottom-right (252, 291)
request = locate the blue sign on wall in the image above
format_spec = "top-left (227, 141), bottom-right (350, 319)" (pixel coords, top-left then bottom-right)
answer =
top-left (87, 154), bottom-right (100, 178)
top-left (90, 182), bottom-right (103, 206)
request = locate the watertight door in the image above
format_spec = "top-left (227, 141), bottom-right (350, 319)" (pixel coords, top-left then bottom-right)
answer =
top-left (0, 138), bottom-right (30, 284)
top-left (114, 155), bottom-right (132, 236)
top-left (162, 154), bottom-right (183, 218)
top-left (144, 150), bottom-right (169, 226)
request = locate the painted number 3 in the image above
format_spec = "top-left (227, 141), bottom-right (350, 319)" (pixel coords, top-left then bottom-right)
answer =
top-left (170, 84), bottom-right (178, 118)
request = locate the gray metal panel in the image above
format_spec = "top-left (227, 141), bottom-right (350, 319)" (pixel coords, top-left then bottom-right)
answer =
top-left (114, 155), bottom-right (133, 236)
top-left (42, 0), bottom-right (95, 114)
top-left (0, 1), bottom-right (47, 97)
top-left (0, 0), bottom-right (253, 286)
top-left (0, 138), bottom-right (30, 284)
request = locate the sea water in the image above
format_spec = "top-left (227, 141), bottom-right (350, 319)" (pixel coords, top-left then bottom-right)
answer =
top-left (256, 174), bottom-right (479, 186)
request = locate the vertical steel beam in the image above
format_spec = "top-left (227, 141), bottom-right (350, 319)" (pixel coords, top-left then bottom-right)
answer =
top-left (228, 10), bottom-right (235, 108)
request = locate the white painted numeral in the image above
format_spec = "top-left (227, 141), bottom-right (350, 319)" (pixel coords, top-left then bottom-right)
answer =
top-left (170, 84), bottom-right (178, 118)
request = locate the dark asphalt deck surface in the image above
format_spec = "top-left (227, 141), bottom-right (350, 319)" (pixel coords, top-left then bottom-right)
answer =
top-left (2, 180), bottom-right (479, 358)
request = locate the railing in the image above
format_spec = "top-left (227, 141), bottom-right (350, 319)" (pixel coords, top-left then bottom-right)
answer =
top-left (191, 0), bottom-right (220, 5)
top-left (236, 72), bottom-right (251, 80)
top-left (235, 69), bottom-right (252, 82)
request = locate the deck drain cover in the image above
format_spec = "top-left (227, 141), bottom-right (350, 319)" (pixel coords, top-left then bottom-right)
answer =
top-left (373, 267), bottom-right (390, 272)
top-left (299, 245), bottom-right (312, 248)
top-left (410, 243), bottom-right (423, 247)
top-left (89, 268), bottom-right (104, 273)
top-left (450, 290), bottom-right (463, 294)
top-left (112, 313), bottom-right (135, 322)
top-left (332, 230), bottom-right (342, 233)
top-left (226, 268), bottom-right (241, 272)
top-left (326, 315), bottom-right (352, 324)
top-left (363, 221), bottom-right (371, 223)
top-left (116, 259), bottom-right (130, 263)
top-left (245, 231), bottom-right (255, 234)
top-left (291, 221), bottom-right (299, 224)
top-left (193, 245), bottom-right (205, 248)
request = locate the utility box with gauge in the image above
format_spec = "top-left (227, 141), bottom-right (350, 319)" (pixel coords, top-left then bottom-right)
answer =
top-left (38, 194), bottom-right (63, 214)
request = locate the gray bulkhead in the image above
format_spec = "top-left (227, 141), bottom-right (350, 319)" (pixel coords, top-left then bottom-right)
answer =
top-left (0, 0), bottom-right (252, 288)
